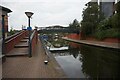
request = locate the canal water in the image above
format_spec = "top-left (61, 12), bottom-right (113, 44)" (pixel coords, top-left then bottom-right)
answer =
top-left (42, 35), bottom-right (120, 78)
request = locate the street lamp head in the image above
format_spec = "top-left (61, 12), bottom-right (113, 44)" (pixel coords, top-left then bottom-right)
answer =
top-left (25, 12), bottom-right (34, 18)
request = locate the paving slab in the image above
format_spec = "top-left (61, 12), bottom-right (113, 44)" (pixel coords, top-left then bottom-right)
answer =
top-left (5, 48), bottom-right (28, 57)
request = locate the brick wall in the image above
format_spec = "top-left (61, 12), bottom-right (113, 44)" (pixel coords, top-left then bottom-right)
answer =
top-left (31, 30), bottom-right (38, 54)
top-left (66, 33), bottom-right (81, 40)
top-left (5, 30), bottom-right (28, 53)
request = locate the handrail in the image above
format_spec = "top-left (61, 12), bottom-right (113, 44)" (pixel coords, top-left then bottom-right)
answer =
top-left (30, 30), bottom-right (35, 41)
top-left (5, 30), bottom-right (23, 42)
top-left (29, 30), bottom-right (36, 57)
top-left (5, 32), bottom-right (23, 43)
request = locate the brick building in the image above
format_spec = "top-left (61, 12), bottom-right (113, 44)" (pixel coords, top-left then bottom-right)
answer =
top-left (0, 5), bottom-right (12, 62)
top-left (0, 5), bottom-right (12, 38)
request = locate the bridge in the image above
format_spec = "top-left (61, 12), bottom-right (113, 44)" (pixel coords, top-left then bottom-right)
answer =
top-left (2, 29), bottom-right (66, 78)
top-left (38, 27), bottom-right (80, 33)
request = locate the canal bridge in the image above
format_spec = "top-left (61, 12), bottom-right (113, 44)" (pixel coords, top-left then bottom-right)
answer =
top-left (37, 27), bottom-right (80, 33)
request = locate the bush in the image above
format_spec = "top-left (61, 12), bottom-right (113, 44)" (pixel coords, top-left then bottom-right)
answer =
top-left (94, 30), bottom-right (106, 40)
top-left (96, 18), bottom-right (112, 31)
top-left (94, 28), bottom-right (120, 40)
top-left (105, 28), bottom-right (120, 38)
top-left (109, 14), bottom-right (120, 28)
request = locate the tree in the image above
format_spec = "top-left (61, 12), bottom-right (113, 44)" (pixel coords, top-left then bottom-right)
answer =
top-left (9, 27), bottom-right (16, 35)
top-left (94, 2), bottom-right (120, 40)
top-left (81, 2), bottom-right (104, 36)
top-left (116, 1), bottom-right (120, 14)
top-left (68, 19), bottom-right (80, 28)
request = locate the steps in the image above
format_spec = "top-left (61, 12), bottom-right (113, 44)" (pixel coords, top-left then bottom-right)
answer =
top-left (24, 37), bottom-right (29, 39)
top-left (14, 42), bottom-right (28, 48)
top-left (20, 39), bottom-right (28, 42)
top-left (6, 48), bottom-right (28, 57)
top-left (6, 36), bottom-right (29, 57)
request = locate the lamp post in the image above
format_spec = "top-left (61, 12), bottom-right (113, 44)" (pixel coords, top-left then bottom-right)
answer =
top-left (2, 15), bottom-right (6, 62)
top-left (25, 12), bottom-right (34, 57)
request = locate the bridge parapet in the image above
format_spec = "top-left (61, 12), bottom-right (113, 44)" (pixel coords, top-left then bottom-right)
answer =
top-left (38, 28), bottom-right (80, 33)
top-left (29, 30), bottom-right (38, 57)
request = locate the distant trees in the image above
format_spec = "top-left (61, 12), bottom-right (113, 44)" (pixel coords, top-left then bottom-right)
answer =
top-left (8, 27), bottom-right (19, 36)
top-left (68, 19), bottom-right (80, 28)
top-left (9, 27), bottom-right (15, 35)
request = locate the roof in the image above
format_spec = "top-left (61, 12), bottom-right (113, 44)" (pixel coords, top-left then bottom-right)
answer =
top-left (0, 5), bottom-right (12, 13)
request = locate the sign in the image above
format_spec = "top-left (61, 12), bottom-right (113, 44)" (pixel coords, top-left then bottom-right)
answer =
top-left (27, 26), bottom-right (32, 30)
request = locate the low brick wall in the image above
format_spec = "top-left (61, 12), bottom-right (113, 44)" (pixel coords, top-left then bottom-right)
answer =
top-left (31, 30), bottom-right (38, 54)
top-left (66, 33), bottom-right (119, 43)
top-left (5, 30), bottom-right (28, 53)
top-left (66, 33), bottom-right (80, 40)
top-left (103, 38), bottom-right (120, 43)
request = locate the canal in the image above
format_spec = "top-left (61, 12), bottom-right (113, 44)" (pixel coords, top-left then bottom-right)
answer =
top-left (41, 34), bottom-right (120, 78)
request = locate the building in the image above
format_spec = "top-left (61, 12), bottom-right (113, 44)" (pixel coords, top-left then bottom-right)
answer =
top-left (0, 5), bottom-right (12, 38)
top-left (0, 5), bottom-right (12, 63)
top-left (100, 0), bottom-right (115, 18)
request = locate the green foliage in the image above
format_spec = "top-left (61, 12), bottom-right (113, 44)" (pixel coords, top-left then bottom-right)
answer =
top-left (81, 2), bottom-right (120, 40)
top-left (116, 1), bottom-right (120, 13)
top-left (8, 27), bottom-right (16, 36)
top-left (94, 28), bottom-right (120, 40)
top-left (95, 12), bottom-right (120, 40)
top-left (81, 2), bottom-right (105, 37)
top-left (81, 22), bottom-right (94, 36)
top-left (109, 14), bottom-right (120, 28)
top-left (68, 19), bottom-right (80, 28)
top-left (96, 19), bottom-right (112, 31)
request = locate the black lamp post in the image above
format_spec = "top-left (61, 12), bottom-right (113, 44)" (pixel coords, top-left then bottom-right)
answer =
top-left (25, 12), bottom-right (34, 57)
top-left (2, 15), bottom-right (6, 62)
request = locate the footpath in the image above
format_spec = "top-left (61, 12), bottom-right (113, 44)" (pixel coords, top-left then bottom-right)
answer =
top-left (3, 39), bottom-right (66, 78)
top-left (62, 37), bottom-right (120, 50)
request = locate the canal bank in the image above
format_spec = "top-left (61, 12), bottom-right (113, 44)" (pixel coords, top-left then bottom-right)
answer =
top-left (62, 37), bottom-right (120, 50)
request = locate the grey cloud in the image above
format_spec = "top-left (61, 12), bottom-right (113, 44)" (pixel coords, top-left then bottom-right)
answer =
top-left (1, 0), bottom-right (90, 30)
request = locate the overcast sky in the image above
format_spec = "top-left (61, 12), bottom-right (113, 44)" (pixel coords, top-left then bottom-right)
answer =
top-left (1, 0), bottom-right (118, 30)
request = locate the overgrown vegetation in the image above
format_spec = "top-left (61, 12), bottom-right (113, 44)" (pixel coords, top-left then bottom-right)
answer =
top-left (94, 28), bottom-right (120, 40)
top-left (81, 1), bottom-right (120, 40)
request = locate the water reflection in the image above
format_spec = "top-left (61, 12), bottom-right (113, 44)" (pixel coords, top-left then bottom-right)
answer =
top-left (53, 41), bottom-right (120, 79)
top-left (42, 34), bottom-right (120, 78)
top-left (80, 45), bottom-right (120, 78)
